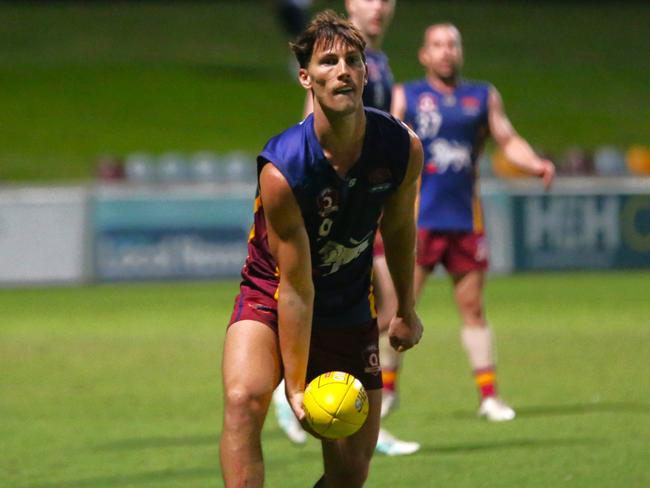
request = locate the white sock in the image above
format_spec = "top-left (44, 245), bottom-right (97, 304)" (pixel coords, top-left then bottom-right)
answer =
top-left (461, 325), bottom-right (494, 370)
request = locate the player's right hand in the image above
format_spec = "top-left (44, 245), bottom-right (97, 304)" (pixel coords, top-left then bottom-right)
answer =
top-left (388, 310), bottom-right (423, 352)
top-left (539, 159), bottom-right (555, 189)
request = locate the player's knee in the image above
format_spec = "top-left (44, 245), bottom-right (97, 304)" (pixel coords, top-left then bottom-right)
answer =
top-left (457, 294), bottom-right (483, 318)
top-left (223, 386), bottom-right (266, 426)
top-left (327, 453), bottom-right (371, 487)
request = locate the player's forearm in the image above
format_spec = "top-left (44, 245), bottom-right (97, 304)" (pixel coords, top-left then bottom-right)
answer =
top-left (381, 221), bottom-right (417, 317)
top-left (502, 136), bottom-right (545, 176)
top-left (278, 282), bottom-right (314, 394)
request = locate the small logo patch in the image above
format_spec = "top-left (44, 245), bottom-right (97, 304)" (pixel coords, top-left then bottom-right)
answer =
top-left (369, 183), bottom-right (392, 193)
top-left (368, 167), bottom-right (392, 185)
top-left (362, 344), bottom-right (381, 375)
top-left (317, 187), bottom-right (339, 217)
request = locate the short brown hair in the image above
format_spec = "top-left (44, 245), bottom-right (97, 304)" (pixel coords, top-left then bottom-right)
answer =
top-left (290, 10), bottom-right (366, 69)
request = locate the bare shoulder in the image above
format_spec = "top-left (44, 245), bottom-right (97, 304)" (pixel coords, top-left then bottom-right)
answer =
top-left (391, 83), bottom-right (407, 119)
top-left (259, 163), bottom-right (292, 204)
top-left (488, 84), bottom-right (504, 109)
top-left (259, 162), bottom-right (303, 236)
top-left (404, 127), bottom-right (423, 184)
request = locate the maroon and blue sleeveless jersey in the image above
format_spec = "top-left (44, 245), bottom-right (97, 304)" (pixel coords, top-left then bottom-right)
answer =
top-left (363, 49), bottom-right (393, 113)
top-left (402, 79), bottom-right (490, 232)
top-left (241, 108), bottom-right (410, 327)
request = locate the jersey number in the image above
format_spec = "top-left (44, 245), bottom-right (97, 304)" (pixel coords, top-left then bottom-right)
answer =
top-left (319, 218), bottom-right (333, 237)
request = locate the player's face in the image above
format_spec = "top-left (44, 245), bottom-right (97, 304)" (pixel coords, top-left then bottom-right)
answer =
top-left (301, 39), bottom-right (367, 115)
top-left (346, 0), bottom-right (395, 41)
top-left (419, 25), bottom-right (463, 81)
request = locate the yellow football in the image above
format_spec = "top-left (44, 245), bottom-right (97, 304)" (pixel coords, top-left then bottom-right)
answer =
top-left (303, 371), bottom-right (369, 439)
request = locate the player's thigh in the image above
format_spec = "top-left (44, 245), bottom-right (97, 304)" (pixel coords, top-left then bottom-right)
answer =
top-left (321, 389), bottom-right (381, 473)
top-left (222, 320), bottom-right (282, 412)
top-left (450, 270), bottom-right (486, 322)
top-left (451, 269), bottom-right (485, 298)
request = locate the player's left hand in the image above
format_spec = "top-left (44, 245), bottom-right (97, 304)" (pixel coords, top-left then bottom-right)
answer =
top-left (539, 159), bottom-right (555, 190)
top-left (388, 310), bottom-right (423, 352)
top-left (288, 389), bottom-right (326, 440)
top-left (287, 389), bottom-right (306, 423)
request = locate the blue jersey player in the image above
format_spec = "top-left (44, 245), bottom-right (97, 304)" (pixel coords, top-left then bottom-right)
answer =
top-left (219, 11), bottom-right (423, 487)
top-left (392, 23), bottom-right (555, 422)
top-left (279, 0), bottom-right (421, 456)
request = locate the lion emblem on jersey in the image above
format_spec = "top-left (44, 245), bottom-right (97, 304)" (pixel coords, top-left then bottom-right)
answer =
top-left (318, 234), bottom-right (372, 276)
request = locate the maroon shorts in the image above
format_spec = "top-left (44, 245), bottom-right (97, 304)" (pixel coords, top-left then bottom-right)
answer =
top-left (229, 284), bottom-right (279, 330)
top-left (416, 229), bottom-right (488, 274)
top-left (228, 285), bottom-right (382, 390)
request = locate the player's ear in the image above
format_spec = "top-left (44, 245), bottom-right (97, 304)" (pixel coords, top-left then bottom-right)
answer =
top-left (363, 63), bottom-right (368, 85)
top-left (418, 47), bottom-right (428, 67)
top-left (298, 68), bottom-right (312, 90)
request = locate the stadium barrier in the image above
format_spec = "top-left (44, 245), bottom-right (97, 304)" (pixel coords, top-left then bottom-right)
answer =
top-left (0, 186), bottom-right (91, 285)
top-left (93, 183), bottom-right (254, 281)
top-left (0, 177), bottom-right (648, 285)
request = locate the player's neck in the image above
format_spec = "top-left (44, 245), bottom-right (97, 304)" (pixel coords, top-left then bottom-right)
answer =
top-left (314, 105), bottom-right (366, 178)
top-left (426, 74), bottom-right (459, 94)
top-left (365, 35), bottom-right (383, 52)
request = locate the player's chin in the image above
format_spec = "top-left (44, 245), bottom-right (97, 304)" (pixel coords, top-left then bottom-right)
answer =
top-left (328, 96), bottom-right (360, 115)
top-left (366, 25), bottom-right (383, 38)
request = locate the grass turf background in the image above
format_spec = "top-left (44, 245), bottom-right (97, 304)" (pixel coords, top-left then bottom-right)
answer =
top-left (2, 272), bottom-right (649, 487)
top-left (0, 1), bottom-right (649, 180)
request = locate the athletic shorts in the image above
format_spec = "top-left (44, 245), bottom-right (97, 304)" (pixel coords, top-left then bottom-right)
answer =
top-left (416, 229), bottom-right (488, 274)
top-left (228, 284), bottom-right (383, 390)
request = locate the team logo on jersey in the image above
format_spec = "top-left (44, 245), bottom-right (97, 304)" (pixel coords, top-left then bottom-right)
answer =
top-left (368, 167), bottom-right (391, 184)
top-left (418, 93), bottom-right (437, 112)
top-left (367, 167), bottom-right (392, 193)
top-left (427, 139), bottom-right (472, 173)
top-left (461, 96), bottom-right (481, 114)
top-left (317, 187), bottom-right (339, 217)
top-left (317, 233), bottom-right (372, 275)
top-left (424, 162), bottom-right (438, 174)
top-left (416, 93), bottom-right (442, 139)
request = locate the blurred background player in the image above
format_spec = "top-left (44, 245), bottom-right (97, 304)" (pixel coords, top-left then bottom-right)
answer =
top-left (275, 0), bottom-right (314, 74)
top-left (391, 23), bottom-right (555, 421)
top-left (273, 0), bottom-right (421, 456)
top-left (276, 0), bottom-right (313, 39)
top-left (220, 11), bottom-right (423, 486)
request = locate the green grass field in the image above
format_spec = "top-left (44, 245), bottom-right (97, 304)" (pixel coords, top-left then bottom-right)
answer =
top-left (1, 1), bottom-right (649, 180)
top-left (2, 272), bottom-right (649, 487)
